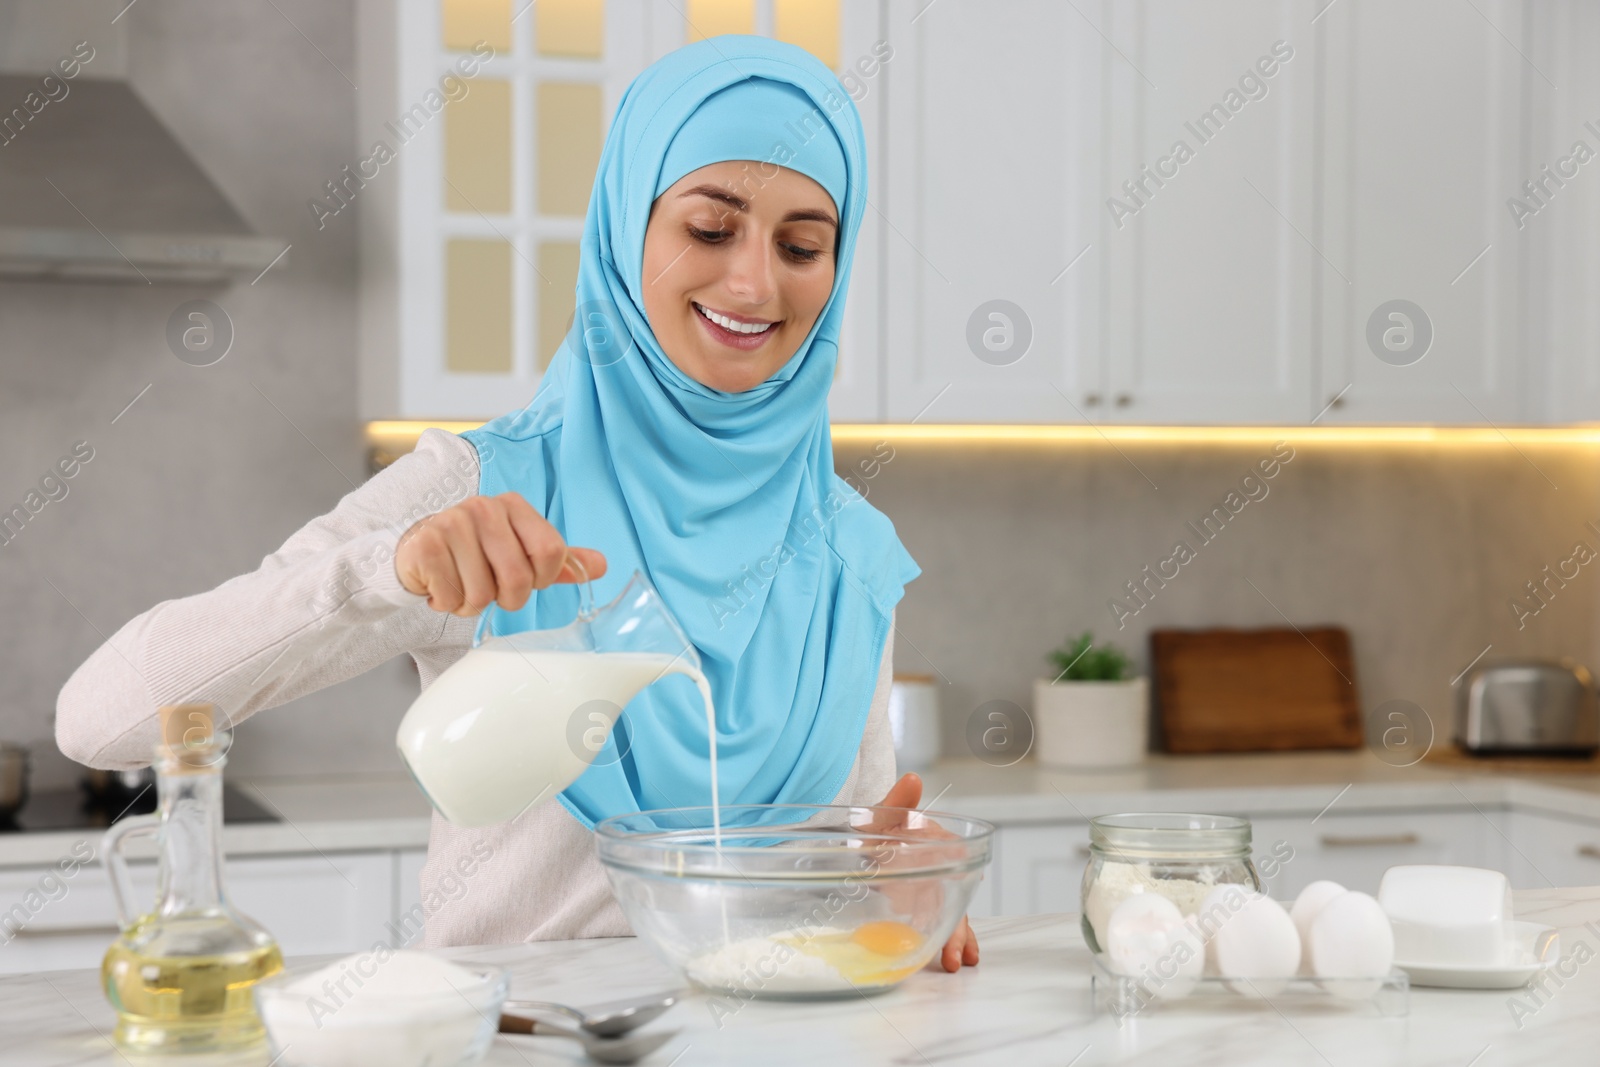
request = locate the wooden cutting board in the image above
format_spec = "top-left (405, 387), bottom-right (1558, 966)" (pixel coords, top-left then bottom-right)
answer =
top-left (1151, 627), bottom-right (1363, 753)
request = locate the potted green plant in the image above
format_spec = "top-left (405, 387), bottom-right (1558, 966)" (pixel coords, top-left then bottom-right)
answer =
top-left (1033, 632), bottom-right (1148, 768)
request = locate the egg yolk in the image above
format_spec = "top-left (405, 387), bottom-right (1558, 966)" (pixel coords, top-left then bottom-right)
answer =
top-left (849, 921), bottom-right (923, 957)
top-left (777, 922), bottom-right (928, 987)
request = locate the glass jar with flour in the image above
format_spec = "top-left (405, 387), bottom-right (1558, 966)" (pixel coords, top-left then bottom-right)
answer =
top-left (1080, 812), bottom-right (1259, 953)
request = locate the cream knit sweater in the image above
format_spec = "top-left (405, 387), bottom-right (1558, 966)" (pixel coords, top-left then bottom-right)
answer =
top-left (55, 429), bottom-right (898, 946)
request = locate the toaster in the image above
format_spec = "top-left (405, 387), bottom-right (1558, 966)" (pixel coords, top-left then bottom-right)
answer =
top-left (1454, 659), bottom-right (1599, 755)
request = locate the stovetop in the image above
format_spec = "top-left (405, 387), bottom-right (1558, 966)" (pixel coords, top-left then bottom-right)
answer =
top-left (0, 784), bottom-right (279, 833)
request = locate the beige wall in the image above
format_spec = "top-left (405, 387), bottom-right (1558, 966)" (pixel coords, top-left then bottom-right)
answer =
top-left (832, 436), bottom-right (1600, 761)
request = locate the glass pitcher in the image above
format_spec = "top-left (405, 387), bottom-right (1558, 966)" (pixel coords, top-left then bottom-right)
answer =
top-left (396, 562), bottom-right (706, 828)
top-left (101, 703), bottom-right (283, 1054)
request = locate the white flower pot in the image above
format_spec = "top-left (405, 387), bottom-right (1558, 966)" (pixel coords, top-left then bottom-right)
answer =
top-left (1032, 678), bottom-right (1149, 769)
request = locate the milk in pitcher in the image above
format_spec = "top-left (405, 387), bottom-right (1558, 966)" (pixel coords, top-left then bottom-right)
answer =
top-left (398, 641), bottom-right (717, 829)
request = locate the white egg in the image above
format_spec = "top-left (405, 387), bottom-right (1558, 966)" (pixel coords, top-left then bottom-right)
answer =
top-left (1289, 880), bottom-right (1348, 974)
top-left (1198, 885), bottom-right (1301, 997)
top-left (1309, 890), bottom-right (1394, 999)
top-left (1103, 893), bottom-right (1205, 1000)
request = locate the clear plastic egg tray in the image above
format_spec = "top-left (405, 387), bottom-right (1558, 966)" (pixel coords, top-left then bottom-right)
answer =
top-left (1090, 954), bottom-right (1410, 1019)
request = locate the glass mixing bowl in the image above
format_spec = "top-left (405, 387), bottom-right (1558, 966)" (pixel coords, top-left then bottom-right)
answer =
top-left (596, 803), bottom-right (993, 1000)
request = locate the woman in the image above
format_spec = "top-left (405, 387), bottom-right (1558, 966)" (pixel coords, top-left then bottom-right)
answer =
top-left (56, 36), bottom-right (978, 972)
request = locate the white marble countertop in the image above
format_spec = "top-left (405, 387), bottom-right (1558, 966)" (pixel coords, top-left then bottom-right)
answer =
top-left (10, 887), bottom-right (1600, 1066)
top-left (6, 751), bottom-right (1600, 868)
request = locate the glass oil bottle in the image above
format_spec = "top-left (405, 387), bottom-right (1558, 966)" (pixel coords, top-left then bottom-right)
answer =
top-left (101, 703), bottom-right (283, 1053)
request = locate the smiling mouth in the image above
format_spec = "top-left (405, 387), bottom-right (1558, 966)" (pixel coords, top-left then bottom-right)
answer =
top-left (693, 302), bottom-right (778, 336)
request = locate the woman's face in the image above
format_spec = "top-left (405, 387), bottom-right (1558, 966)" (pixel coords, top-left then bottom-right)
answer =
top-left (641, 161), bottom-right (838, 393)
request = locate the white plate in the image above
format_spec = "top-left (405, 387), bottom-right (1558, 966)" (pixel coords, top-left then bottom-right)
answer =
top-left (1394, 921), bottom-right (1561, 990)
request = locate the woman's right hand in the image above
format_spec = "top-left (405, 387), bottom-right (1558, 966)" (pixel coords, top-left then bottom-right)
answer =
top-left (394, 492), bottom-right (607, 616)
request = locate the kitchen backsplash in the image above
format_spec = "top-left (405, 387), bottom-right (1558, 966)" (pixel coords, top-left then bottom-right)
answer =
top-left (831, 436), bottom-right (1600, 762)
top-left (5, 1), bottom-right (1599, 788)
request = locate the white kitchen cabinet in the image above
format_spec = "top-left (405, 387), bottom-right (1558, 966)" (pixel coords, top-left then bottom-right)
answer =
top-left (1100, 1), bottom-right (1317, 424)
top-left (877, 0), bottom-right (1329, 425)
top-left (1526, 2), bottom-right (1600, 423)
top-left (880, 0), bottom-right (1104, 424)
top-left (875, 0), bottom-right (1574, 427)
top-left (1487, 810), bottom-right (1600, 890)
top-left (1314, 0), bottom-right (1526, 424)
top-left (357, 0), bottom-right (885, 422)
top-left (355, 1), bottom-right (1587, 428)
top-left (395, 847), bottom-right (428, 946)
top-left (1248, 811), bottom-right (1485, 898)
top-left (965, 862), bottom-right (998, 920)
top-left (993, 823), bottom-right (1091, 917)
top-left (0, 856), bottom-right (151, 976)
top-left (0, 852), bottom-right (395, 975)
top-left (991, 811), bottom-right (1487, 918)
top-left (1523, 814), bottom-right (1600, 889)
top-left (229, 853), bottom-right (396, 956)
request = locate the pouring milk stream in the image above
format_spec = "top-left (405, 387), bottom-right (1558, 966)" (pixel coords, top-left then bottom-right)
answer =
top-left (396, 564), bottom-right (721, 840)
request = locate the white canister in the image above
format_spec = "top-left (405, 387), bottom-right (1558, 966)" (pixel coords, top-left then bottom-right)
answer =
top-left (1033, 677), bottom-right (1149, 769)
top-left (889, 674), bottom-right (941, 772)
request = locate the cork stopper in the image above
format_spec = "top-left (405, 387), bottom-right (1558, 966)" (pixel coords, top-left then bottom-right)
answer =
top-left (158, 703), bottom-right (218, 772)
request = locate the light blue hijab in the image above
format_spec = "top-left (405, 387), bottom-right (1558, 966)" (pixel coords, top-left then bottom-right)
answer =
top-left (462, 35), bottom-right (918, 830)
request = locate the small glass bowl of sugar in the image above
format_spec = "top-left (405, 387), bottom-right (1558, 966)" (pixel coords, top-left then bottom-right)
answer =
top-left (254, 950), bottom-right (508, 1067)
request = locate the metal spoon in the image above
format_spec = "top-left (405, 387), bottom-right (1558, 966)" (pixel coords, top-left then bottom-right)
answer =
top-left (498, 1013), bottom-right (679, 1064)
top-left (502, 989), bottom-right (683, 1037)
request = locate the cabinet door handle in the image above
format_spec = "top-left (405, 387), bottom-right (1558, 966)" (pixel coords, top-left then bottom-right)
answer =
top-left (1115, 393), bottom-right (1132, 407)
top-left (1083, 394), bottom-right (1101, 407)
top-left (1576, 845), bottom-right (1600, 861)
top-left (1076, 845), bottom-right (1092, 858)
top-left (1319, 832), bottom-right (1420, 848)
top-left (1327, 394), bottom-right (1346, 409)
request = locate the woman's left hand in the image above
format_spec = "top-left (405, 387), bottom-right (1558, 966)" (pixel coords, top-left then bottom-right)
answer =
top-left (874, 772), bottom-right (980, 972)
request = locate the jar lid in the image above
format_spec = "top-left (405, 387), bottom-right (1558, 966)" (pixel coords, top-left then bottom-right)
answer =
top-left (1089, 812), bottom-right (1252, 857)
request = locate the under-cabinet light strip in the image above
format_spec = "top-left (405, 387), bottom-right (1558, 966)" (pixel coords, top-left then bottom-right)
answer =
top-left (367, 420), bottom-right (1600, 448)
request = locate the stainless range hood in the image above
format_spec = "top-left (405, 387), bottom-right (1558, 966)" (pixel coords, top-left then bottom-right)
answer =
top-left (0, 76), bottom-right (285, 283)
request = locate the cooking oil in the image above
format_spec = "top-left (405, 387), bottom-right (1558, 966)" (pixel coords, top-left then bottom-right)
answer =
top-left (100, 704), bottom-right (284, 1053)
top-left (103, 921), bottom-right (283, 1052)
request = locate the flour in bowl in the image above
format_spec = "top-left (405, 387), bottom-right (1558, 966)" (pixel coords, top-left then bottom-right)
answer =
top-left (686, 921), bottom-right (929, 995)
top-left (687, 927), bottom-right (856, 994)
